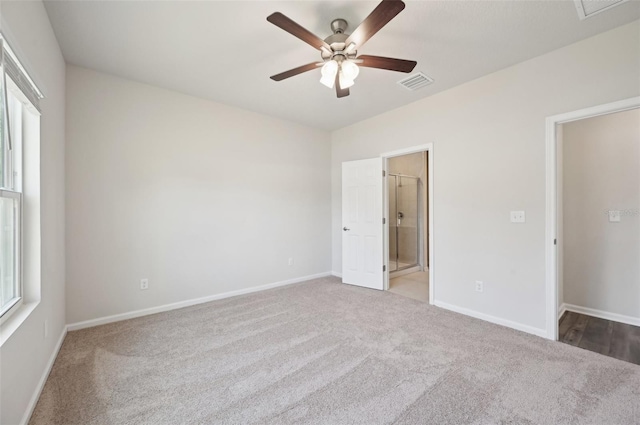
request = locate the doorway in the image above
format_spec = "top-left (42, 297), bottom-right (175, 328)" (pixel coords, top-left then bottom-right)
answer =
top-left (339, 144), bottom-right (433, 301)
top-left (382, 145), bottom-right (433, 304)
top-left (558, 107), bottom-right (640, 364)
top-left (545, 96), bottom-right (640, 345)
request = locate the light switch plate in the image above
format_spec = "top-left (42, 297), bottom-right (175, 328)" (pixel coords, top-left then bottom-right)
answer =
top-left (608, 210), bottom-right (621, 223)
top-left (510, 211), bottom-right (526, 223)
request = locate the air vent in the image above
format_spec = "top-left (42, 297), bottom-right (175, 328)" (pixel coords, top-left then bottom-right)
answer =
top-left (574, 0), bottom-right (629, 20)
top-left (397, 72), bottom-right (434, 91)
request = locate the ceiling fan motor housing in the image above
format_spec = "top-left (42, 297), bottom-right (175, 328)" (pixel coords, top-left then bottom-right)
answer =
top-left (322, 19), bottom-right (356, 60)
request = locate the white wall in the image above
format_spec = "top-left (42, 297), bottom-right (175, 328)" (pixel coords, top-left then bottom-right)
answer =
top-left (331, 21), bottom-right (640, 335)
top-left (65, 66), bottom-right (331, 324)
top-left (562, 109), bottom-right (639, 319)
top-left (0, 2), bottom-right (66, 424)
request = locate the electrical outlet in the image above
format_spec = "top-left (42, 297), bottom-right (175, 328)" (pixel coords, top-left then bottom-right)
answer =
top-left (475, 281), bottom-right (484, 293)
top-left (288, 257), bottom-right (294, 266)
top-left (510, 211), bottom-right (526, 223)
top-left (608, 210), bottom-right (621, 222)
top-left (140, 278), bottom-right (149, 290)
top-left (44, 319), bottom-right (48, 339)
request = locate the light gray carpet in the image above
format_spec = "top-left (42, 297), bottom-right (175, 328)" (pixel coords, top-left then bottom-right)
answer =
top-left (30, 277), bottom-right (640, 425)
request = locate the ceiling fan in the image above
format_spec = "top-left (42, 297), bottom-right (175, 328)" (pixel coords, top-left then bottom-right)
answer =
top-left (267, 0), bottom-right (417, 98)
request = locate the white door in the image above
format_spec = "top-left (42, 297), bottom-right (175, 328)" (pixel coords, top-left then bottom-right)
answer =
top-left (342, 158), bottom-right (384, 290)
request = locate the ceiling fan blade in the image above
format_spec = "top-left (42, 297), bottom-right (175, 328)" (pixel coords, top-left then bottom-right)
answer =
top-left (335, 73), bottom-right (350, 98)
top-left (357, 55), bottom-right (417, 73)
top-left (267, 12), bottom-right (332, 52)
top-left (270, 63), bottom-right (320, 81)
top-left (344, 0), bottom-right (405, 50)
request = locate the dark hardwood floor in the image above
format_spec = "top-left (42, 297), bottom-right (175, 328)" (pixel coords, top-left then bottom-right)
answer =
top-left (559, 311), bottom-right (640, 365)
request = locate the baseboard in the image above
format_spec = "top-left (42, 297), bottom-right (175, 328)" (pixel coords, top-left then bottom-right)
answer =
top-left (331, 271), bottom-right (342, 278)
top-left (560, 303), bottom-right (640, 327)
top-left (434, 300), bottom-right (548, 339)
top-left (558, 303), bottom-right (567, 319)
top-left (67, 272), bottom-right (332, 331)
top-left (20, 325), bottom-right (67, 425)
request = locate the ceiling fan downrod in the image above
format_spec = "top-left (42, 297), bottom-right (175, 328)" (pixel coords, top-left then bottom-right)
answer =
top-left (330, 19), bottom-right (348, 34)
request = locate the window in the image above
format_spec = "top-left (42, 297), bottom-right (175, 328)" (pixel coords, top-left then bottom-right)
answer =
top-left (0, 37), bottom-right (42, 324)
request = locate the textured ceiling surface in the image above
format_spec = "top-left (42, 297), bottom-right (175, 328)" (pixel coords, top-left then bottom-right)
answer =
top-left (43, 0), bottom-right (640, 130)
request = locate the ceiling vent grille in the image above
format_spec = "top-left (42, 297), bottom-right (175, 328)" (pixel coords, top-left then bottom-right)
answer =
top-left (574, 0), bottom-right (629, 20)
top-left (397, 72), bottom-right (434, 91)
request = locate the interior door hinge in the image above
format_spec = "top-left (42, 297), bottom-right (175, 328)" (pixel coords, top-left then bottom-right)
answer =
top-left (382, 170), bottom-right (386, 177)
top-left (383, 265), bottom-right (386, 272)
top-left (554, 239), bottom-right (557, 245)
top-left (383, 217), bottom-right (386, 224)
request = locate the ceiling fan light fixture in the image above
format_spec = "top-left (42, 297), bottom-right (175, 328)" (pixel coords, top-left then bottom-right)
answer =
top-left (320, 59), bottom-right (339, 88)
top-left (320, 74), bottom-right (335, 88)
top-left (339, 71), bottom-right (355, 89)
top-left (341, 60), bottom-right (360, 80)
top-left (321, 60), bottom-right (338, 78)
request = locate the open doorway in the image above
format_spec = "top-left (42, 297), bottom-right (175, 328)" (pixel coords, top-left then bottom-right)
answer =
top-left (382, 145), bottom-right (433, 303)
top-left (546, 97), bottom-right (639, 364)
top-left (386, 152), bottom-right (428, 301)
top-left (339, 144), bottom-right (433, 298)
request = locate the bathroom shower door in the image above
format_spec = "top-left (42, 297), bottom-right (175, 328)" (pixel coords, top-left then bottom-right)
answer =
top-left (388, 174), bottom-right (419, 272)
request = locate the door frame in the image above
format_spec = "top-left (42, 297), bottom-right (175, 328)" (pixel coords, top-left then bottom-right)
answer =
top-left (381, 144), bottom-right (434, 304)
top-left (544, 96), bottom-right (640, 340)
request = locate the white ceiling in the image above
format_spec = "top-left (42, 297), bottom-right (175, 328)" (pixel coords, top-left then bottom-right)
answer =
top-left (43, 0), bottom-right (640, 130)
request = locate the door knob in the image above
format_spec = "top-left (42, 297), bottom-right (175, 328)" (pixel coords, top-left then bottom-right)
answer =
top-left (343, 227), bottom-right (350, 231)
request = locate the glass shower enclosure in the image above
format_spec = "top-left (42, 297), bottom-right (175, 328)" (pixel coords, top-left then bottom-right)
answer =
top-left (388, 173), bottom-right (420, 273)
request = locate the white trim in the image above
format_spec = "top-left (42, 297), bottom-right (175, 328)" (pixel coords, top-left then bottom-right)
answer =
top-left (560, 303), bottom-right (640, 327)
top-left (434, 300), bottom-right (548, 339)
top-left (558, 303), bottom-right (567, 320)
top-left (380, 144), bottom-right (434, 304)
top-left (545, 96), bottom-right (640, 341)
top-left (0, 190), bottom-right (23, 326)
top-left (545, 116), bottom-right (558, 341)
top-left (383, 160), bottom-right (389, 291)
top-left (0, 301), bottom-right (37, 346)
top-left (381, 144), bottom-right (433, 158)
top-left (20, 325), bottom-right (67, 425)
top-left (0, 298), bottom-right (22, 327)
top-left (427, 148), bottom-right (433, 305)
top-left (67, 272), bottom-right (332, 331)
top-left (331, 271), bottom-right (342, 278)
